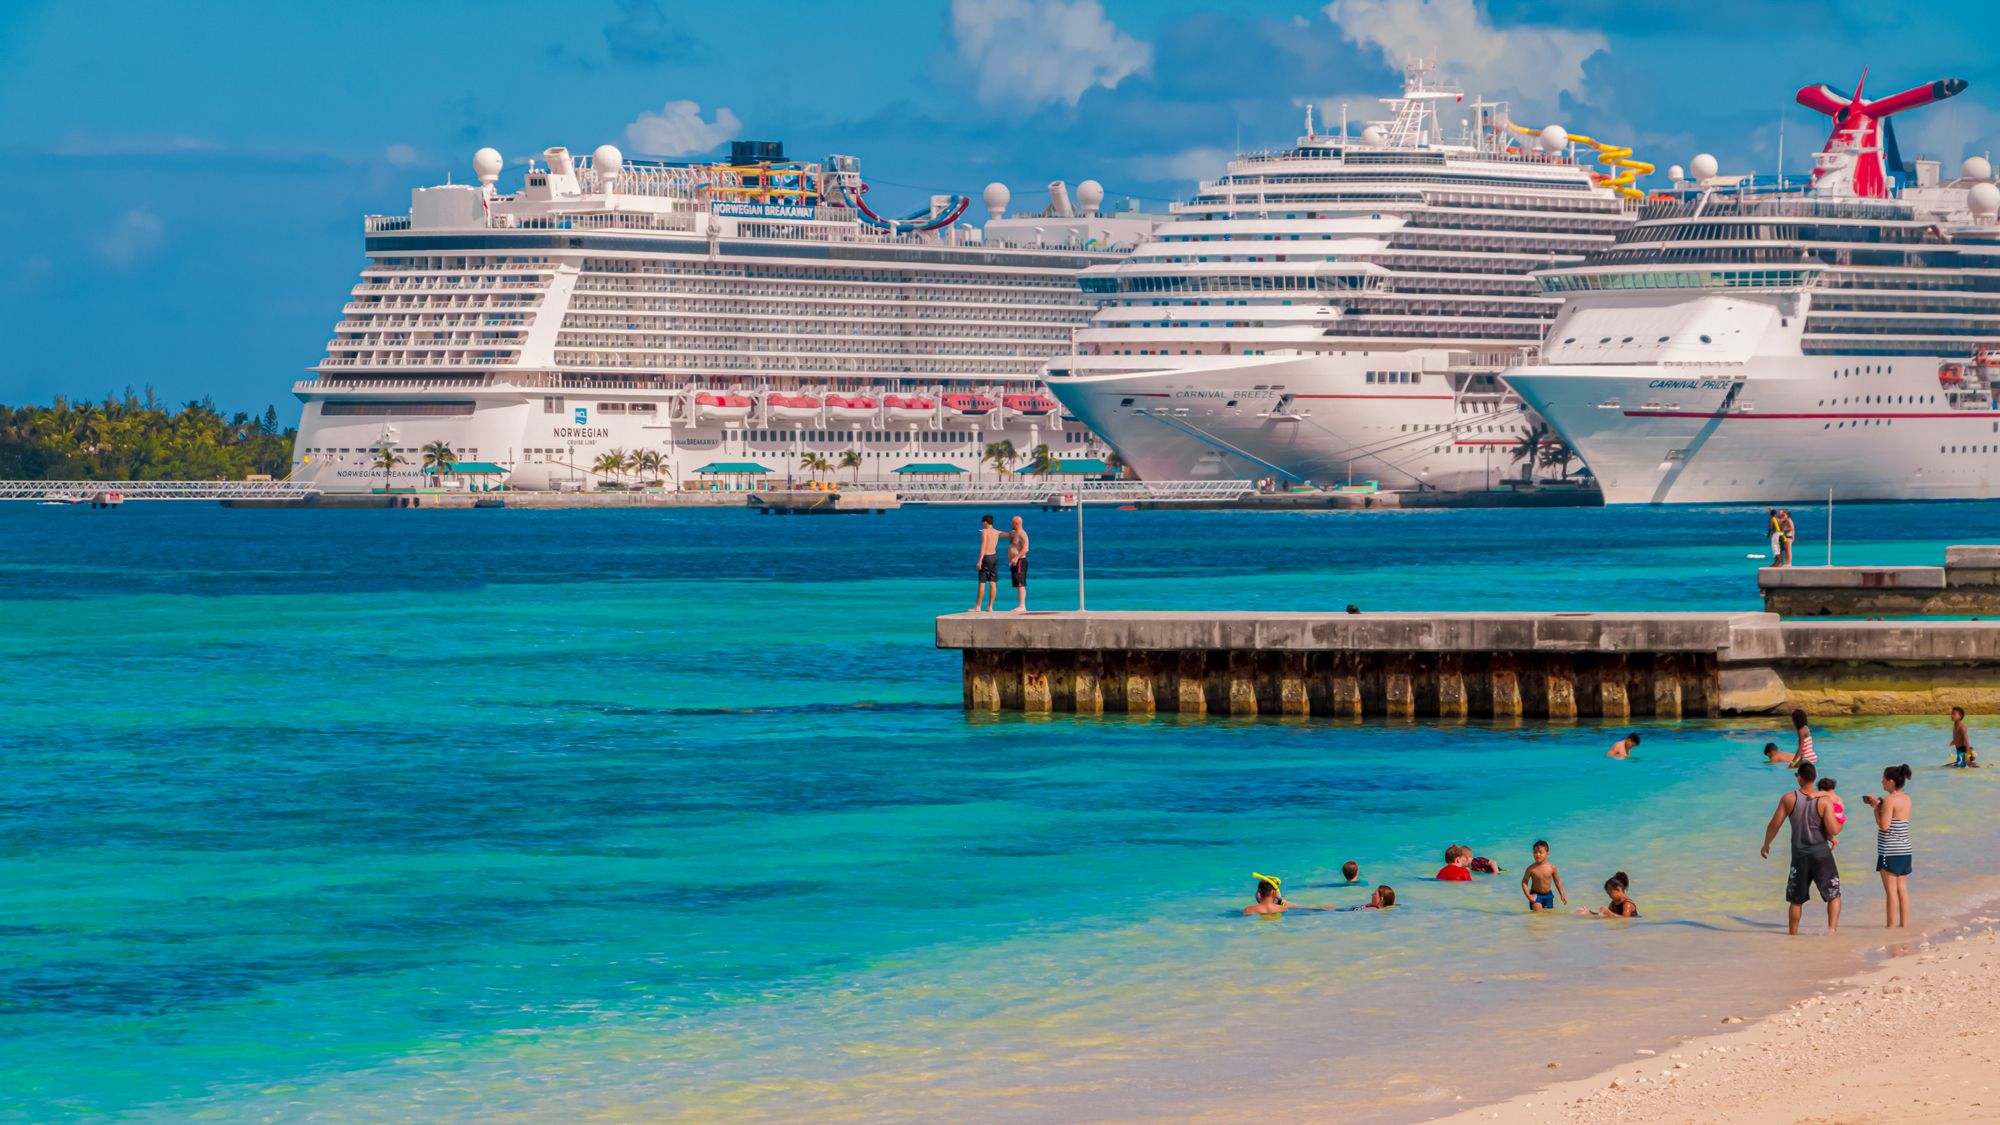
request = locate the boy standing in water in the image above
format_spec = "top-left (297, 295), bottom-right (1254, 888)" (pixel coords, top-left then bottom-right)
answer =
top-left (1607, 733), bottom-right (1640, 759)
top-left (1521, 840), bottom-right (1568, 911)
top-left (970, 514), bottom-right (1003, 612)
top-left (1950, 707), bottom-right (1977, 767)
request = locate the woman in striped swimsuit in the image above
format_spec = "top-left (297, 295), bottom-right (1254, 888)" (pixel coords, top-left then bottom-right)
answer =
top-left (1863, 764), bottom-right (1914, 928)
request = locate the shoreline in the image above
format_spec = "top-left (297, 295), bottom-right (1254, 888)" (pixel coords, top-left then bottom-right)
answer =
top-left (1428, 879), bottom-right (2000, 1125)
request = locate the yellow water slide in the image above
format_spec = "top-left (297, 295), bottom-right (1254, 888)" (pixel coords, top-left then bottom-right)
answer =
top-left (1511, 124), bottom-right (1654, 199)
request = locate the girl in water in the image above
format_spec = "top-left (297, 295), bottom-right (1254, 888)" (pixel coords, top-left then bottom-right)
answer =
top-left (1577, 872), bottom-right (1639, 918)
top-left (1862, 764), bottom-right (1914, 928)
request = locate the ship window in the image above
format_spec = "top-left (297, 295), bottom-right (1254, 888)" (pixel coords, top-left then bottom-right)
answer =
top-left (1120, 398), bottom-right (1134, 407)
top-left (1658, 336), bottom-right (1670, 343)
top-left (1563, 337), bottom-right (1575, 344)
top-left (1599, 337), bottom-right (1611, 344)
top-left (1622, 336), bottom-right (1634, 343)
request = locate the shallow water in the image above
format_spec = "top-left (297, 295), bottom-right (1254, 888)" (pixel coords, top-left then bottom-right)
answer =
top-left (2, 502), bottom-right (1997, 1122)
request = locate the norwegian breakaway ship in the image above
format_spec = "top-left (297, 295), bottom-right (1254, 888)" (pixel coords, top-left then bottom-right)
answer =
top-left (1042, 59), bottom-right (1636, 490)
top-left (1505, 75), bottom-right (2000, 504)
top-left (291, 140), bottom-right (1157, 490)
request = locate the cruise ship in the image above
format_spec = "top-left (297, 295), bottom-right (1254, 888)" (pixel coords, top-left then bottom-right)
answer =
top-left (1041, 60), bottom-right (1635, 491)
top-left (1504, 75), bottom-right (2000, 504)
top-left (290, 140), bottom-right (1157, 491)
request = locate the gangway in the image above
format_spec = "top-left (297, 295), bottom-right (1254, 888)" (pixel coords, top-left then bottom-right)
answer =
top-left (892, 480), bottom-right (1253, 505)
top-left (0, 480), bottom-right (323, 501)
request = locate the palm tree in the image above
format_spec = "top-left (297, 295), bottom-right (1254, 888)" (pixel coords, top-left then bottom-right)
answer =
top-left (1510, 421), bottom-right (1550, 482)
top-left (421, 440), bottom-right (457, 481)
top-left (838, 448), bottom-right (863, 485)
top-left (799, 451), bottom-right (833, 482)
top-left (981, 439), bottom-right (1018, 481)
top-left (1105, 450), bottom-right (1130, 480)
top-left (592, 450), bottom-right (625, 486)
top-left (1538, 435), bottom-right (1578, 480)
top-left (1027, 443), bottom-right (1059, 476)
top-left (632, 448), bottom-right (664, 485)
top-left (372, 446), bottom-right (403, 489)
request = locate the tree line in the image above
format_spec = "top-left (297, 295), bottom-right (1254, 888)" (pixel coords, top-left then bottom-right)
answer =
top-left (0, 392), bottom-right (296, 481)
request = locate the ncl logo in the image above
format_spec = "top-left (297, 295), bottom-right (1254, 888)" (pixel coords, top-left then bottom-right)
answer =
top-left (575, 407), bottom-right (589, 425)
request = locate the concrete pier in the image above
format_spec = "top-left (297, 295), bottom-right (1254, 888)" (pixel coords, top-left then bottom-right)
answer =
top-left (938, 611), bottom-right (2000, 718)
top-left (749, 490), bottom-right (900, 515)
top-left (1760, 546), bottom-right (2000, 616)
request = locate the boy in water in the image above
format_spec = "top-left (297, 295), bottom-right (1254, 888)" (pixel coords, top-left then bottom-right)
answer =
top-left (1243, 873), bottom-right (1329, 915)
top-left (970, 514), bottom-right (1003, 612)
top-left (1950, 707), bottom-right (1978, 767)
top-left (1607, 733), bottom-right (1641, 759)
top-left (1521, 840), bottom-right (1568, 911)
top-left (1436, 845), bottom-right (1474, 881)
top-left (1763, 742), bottom-right (1795, 765)
top-left (1340, 860), bottom-right (1364, 886)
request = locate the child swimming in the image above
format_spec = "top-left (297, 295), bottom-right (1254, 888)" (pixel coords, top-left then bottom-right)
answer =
top-left (1763, 742), bottom-right (1796, 765)
top-left (1520, 839), bottom-right (1568, 911)
top-left (1435, 845), bottom-right (1474, 881)
top-left (1242, 873), bottom-right (1329, 915)
top-left (1340, 860), bottom-right (1364, 885)
top-left (1577, 872), bottom-right (1639, 918)
top-left (1607, 733), bottom-right (1641, 759)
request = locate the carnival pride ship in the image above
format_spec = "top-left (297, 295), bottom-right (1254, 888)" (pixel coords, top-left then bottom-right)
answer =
top-left (1504, 75), bottom-right (2000, 504)
top-left (291, 140), bottom-right (1156, 491)
top-left (1041, 60), bottom-right (1634, 491)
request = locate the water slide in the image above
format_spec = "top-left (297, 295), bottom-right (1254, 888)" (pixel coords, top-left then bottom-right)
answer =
top-left (831, 180), bottom-right (970, 233)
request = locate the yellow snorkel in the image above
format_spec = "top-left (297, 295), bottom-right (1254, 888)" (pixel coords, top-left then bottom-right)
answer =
top-left (1252, 872), bottom-right (1283, 901)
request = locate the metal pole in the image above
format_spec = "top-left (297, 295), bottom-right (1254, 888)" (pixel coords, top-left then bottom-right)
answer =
top-left (1826, 487), bottom-right (1833, 566)
top-left (1076, 490), bottom-right (1086, 612)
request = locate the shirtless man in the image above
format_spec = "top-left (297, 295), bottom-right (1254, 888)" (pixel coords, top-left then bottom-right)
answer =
top-left (971, 514), bottom-right (1003, 612)
top-left (1007, 516), bottom-right (1030, 613)
top-left (1760, 760), bottom-right (1843, 935)
top-left (1607, 733), bottom-right (1640, 759)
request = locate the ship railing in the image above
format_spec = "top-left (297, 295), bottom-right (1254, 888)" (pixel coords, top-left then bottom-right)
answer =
top-left (294, 377), bottom-right (496, 392)
top-left (892, 479), bottom-right (1254, 504)
top-left (0, 480), bottom-right (322, 501)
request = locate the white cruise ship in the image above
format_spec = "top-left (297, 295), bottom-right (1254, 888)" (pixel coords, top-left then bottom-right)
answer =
top-left (290, 140), bottom-right (1157, 491)
top-left (1041, 60), bottom-right (1634, 491)
top-left (1504, 76), bottom-right (2000, 504)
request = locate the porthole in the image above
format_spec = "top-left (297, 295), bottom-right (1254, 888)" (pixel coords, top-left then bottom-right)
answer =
top-left (1599, 337), bottom-right (1612, 344)
top-left (1622, 336), bottom-right (1634, 343)
top-left (1657, 336), bottom-right (1669, 343)
top-left (1699, 334), bottom-right (1713, 343)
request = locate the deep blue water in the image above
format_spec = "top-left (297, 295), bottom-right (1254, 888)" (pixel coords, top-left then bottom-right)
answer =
top-left (3, 502), bottom-right (1997, 1123)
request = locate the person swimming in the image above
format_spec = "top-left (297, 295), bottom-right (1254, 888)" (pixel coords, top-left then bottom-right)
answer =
top-left (1577, 872), bottom-right (1638, 918)
top-left (1763, 742), bottom-right (1796, 765)
top-left (1242, 873), bottom-right (1329, 915)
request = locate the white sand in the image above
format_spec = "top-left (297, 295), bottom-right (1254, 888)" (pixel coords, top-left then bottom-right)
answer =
top-left (1431, 919), bottom-right (2000, 1125)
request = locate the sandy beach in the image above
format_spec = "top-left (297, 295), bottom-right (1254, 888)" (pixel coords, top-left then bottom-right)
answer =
top-left (1433, 918), bottom-right (2000, 1125)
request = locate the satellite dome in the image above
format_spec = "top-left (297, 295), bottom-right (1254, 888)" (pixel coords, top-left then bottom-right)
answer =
top-left (1691, 153), bottom-right (1720, 181)
top-left (983, 181), bottom-right (1011, 218)
top-left (1971, 181), bottom-right (2000, 217)
top-left (1361, 124), bottom-right (1387, 146)
top-left (1537, 124), bottom-right (1568, 154)
top-left (593, 144), bottom-right (624, 176)
top-left (473, 147), bottom-right (504, 185)
top-left (1668, 164), bottom-right (1686, 183)
top-left (1076, 179), bottom-right (1105, 216)
top-left (1962, 155), bottom-right (1993, 182)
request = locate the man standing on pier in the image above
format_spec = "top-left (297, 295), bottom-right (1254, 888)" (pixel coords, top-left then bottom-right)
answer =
top-left (1008, 516), bottom-right (1030, 613)
top-left (972, 514), bottom-right (1003, 612)
top-left (1760, 759), bottom-right (1842, 935)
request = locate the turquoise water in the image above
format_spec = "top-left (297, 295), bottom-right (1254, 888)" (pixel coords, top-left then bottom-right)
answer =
top-left (4, 503), bottom-right (2000, 1123)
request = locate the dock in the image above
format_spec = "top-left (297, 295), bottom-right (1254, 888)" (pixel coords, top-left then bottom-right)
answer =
top-left (1760, 546), bottom-right (2000, 616)
top-left (937, 611), bottom-right (2000, 718)
top-left (749, 490), bottom-right (900, 515)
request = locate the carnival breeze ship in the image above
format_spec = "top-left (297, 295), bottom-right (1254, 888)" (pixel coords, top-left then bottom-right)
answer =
top-left (1043, 60), bottom-right (1636, 491)
top-left (291, 141), bottom-right (1156, 490)
top-left (1505, 75), bottom-right (2000, 503)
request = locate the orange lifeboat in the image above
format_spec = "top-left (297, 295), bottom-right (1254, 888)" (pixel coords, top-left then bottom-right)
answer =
top-left (883, 395), bottom-right (937, 422)
top-left (825, 394), bottom-right (879, 422)
top-left (693, 391), bottom-right (753, 421)
top-left (765, 393), bottom-right (822, 421)
top-left (1002, 393), bottom-right (1058, 416)
top-left (1940, 364), bottom-right (1966, 387)
top-left (941, 393), bottom-right (998, 416)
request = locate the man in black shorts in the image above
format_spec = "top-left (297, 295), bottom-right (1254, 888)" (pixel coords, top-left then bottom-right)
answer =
top-left (971, 514), bottom-right (1002, 612)
top-left (1760, 759), bottom-right (1843, 934)
top-left (1007, 515), bottom-right (1030, 613)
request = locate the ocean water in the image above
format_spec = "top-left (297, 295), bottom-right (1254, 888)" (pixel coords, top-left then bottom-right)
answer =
top-left (4, 502), bottom-right (2000, 1123)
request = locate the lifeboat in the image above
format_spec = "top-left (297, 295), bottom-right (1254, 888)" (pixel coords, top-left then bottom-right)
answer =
top-left (825, 394), bottom-right (879, 422)
top-left (765, 393), bottom-right (822, 421)
top-left (941, 393), bottom-right (998, 417)
top-left (1940, 364), bottom-right (1966, 387)
top-left (883, 394), bottom-right (937, 422)
top-left (692, 391), bottom-right (753, 421)
top-left (1001, 393), bottom-right (1058, 417)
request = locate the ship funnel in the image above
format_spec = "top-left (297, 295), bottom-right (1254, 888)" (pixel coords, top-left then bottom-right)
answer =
top-left (1047, 180), bottom-right (1075, 218)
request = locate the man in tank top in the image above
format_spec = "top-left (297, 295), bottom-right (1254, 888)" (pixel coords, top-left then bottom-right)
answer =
top-left (1760, 760), bottom-right (1843, 935)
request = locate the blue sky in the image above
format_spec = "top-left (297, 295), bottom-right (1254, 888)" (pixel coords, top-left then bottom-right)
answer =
top-left (4, 0), bottom-right (1998, 414)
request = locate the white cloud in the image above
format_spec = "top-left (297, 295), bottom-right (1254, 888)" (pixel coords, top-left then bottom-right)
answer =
top-left (53, 133), bottom-right (217, 157)
top-left (1897, 100), bottom-right (2000, 168)
top-left (384, 143), bottom-right (422, 167)
top-left (1127, 145), bottom-right (1229, 183)
top-left (1323, 0), bottom-right (1606, 121)
top-left (624, 100), bottom-right (741, 156)
top-left (95, 208), bottom-right (164, 268)
top-left (951, 0), bottom-right (1152, 111)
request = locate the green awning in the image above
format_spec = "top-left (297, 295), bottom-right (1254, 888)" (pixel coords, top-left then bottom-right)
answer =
top-left (691, 462), bottom-right (773, 474)
top-left (1015, 458), bottom-right (1110, 475)
top-left (423, 461), bottom-right (507, 474)
top-left (892, 463), bottom-right (967, 474)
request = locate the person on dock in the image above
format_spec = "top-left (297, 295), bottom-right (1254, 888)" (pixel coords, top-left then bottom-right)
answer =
top-left (1577, 872), bottom-right (1638, 918)
top-left (1791, 709), bottom-right (1818, 769)
top-left (1007, 516), bottom-right (1030, 613)
top-left (971, 514), bottom-right (1002, 612)
top-left (1765, 508), bottom-right (1782, 560)
top-left (1863, 764), bottom-right (1914, 928)
top-left (1763, 742), bottom-right (1795, 765)
top-left (1949, 707), bottom-right (1978, 767)
top-left (1607, 733), bottom-right (1640, 759)
top-left (1522, 840), bottom-right (1568, 911)
top-left (1777, 509), bottom-right (1797, 566)
top-left (1761, 759), bottom-right (1843, 935)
